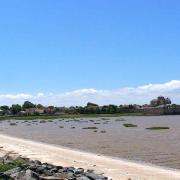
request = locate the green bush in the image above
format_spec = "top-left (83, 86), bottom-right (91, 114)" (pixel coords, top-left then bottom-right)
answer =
top-left (123, 123), bottom-right (137, 128)
top-left (146, 126), bottom-right (170, 130)
top-left (82, 127), bottom-right (98, 129)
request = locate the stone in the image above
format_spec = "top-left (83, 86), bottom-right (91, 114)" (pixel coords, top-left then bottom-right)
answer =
top-left (0, 157), bottom-right (4, 163)
top-left (14, 171), bottom-right (26, 180)
top-left (43, 169), bottom-right (53, 176)
top-left (0, 155), bottom-right (109, 180)
top-left (87, 169), bottom-right (94, 173)
top-left (4, 167), bottom-right (22, 176)
top-left (34, 160), bottom-right (41, 165)
top-left (24, 169), bottom-right (39, 180)
top-left (65, 167), bottom-right (76, 172)
top-left (85, 173), bottom-right (108, 180)
top-left (40, 176), bottom-right (64, 180)
top-left (46, 164), bottom-right (54, 170)
top-left (74, 168), bottom-right (84, 174)
top-left (56, 165), bottom-right (63, 170)
top-left (55, 171), bottom-right (74, 179)
top-left (3, 155), bottom-right (14, 164)
top-left (28, 164), bottom-right (39, 171)
top-left (76, 176), bottom-right (91, 180)
top-left (49, 167), bottom-right (58, 173)
top-left (0, 173), bottom-right (11, 179)
top-left (36, 166), bottom-right (46, 173)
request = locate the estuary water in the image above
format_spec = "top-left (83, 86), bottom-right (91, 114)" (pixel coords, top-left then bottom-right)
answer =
top-left (0, 115), bottom-right (180, 170)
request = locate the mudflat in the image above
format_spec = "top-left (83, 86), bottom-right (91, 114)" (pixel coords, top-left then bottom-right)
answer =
top-left (1, 115), bottom-right (180, 170)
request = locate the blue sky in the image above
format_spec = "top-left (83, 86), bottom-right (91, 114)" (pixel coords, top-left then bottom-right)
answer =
top-left (0, 0), bottom-right (180, 105)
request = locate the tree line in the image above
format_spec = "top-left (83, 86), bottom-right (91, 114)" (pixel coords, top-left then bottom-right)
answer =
top-left (0, 101), bottom-right (138, 116)
top-left (0, 101), bottom-right (39, 115)
top-left (2, 101), bottom-right (179, 116)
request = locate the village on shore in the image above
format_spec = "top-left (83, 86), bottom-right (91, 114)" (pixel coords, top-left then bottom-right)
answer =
top-left (0, 96), bottom-right (180, 117)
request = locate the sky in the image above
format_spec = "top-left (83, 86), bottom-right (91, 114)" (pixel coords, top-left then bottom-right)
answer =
top-left (0, 0), bottom-right (180, 106)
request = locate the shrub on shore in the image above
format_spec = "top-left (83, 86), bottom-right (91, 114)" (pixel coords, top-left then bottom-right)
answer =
top-left (9, 123), bottom-right (17, 126)
top-left (100, 130), bottom-right (106, 133)
top-left (59, 126), bottom-right (64, 128)
top-left (146, 126), bottom-right (170, 130)
top-left (123, 123), bottom-right (138, 128)
top-left (82, 127), bottom-right (98, 130)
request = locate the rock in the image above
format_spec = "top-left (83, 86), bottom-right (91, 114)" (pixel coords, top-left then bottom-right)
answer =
top-left (28, 164), bottom-right (39, 171)
top-left (40, 176), bottom-right (64, 180)
top-left (41, 163), bottom-right (52, 169)
top-left (54, 171), bottom-right (74, 179)
top-left (56, 165), bottom-right (63, 170)
top-left (57, 168), bottom-right (64, 173)
top-left (42, 169), bottom-right (53, 176)
top-left (15, 169), bottom-right (39, 180)
top-left (65, 166), bottom-right (76, 172)
top-left (3, 155), bottom-right (14, 164)
top-left (0, 155), bottom-right (109, 180)
top-left (34, 160), bottom-right (42, 165)
top-left (14, 171), bottom-right (26, 180)
top-left (0, 157), bottom-right (4, 163)
top-left (74, 168), bottom-right (84, 174)
top-left (49, 167), bottom-right (58, 173)
top-left (85, 172), bottom-right (108, 180)
top-left (46, 164), bottom-right (54, 170)
top-left (87, 169), bottom-right (94, 173)
top-left (35, 166), bottom-right (46, 173)
top-left (53, 172), bottom-right (62, 177)
top-left (76, 176), bottom-right (91, 180)
top-left (4, 167), bottom-right (22, 176)
top-left (0, 173), bottom-right (12, 180)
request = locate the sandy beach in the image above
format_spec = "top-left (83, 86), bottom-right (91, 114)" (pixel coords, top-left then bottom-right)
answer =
top-left (1, 134), bottom-right (180, 180)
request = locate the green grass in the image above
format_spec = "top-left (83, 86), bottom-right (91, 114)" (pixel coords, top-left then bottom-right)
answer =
top-left (0, 159), bottom-right (26, 172)
top-left (0, 113), bottom-right (144, 121)
top-left (123, 123), bottom-right (138, 128)
top-left (0, 163), bottom-right (16, 172)
top-left (146, 126), bottom-right (170, 130)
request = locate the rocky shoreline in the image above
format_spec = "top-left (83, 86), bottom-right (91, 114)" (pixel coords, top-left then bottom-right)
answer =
top-left (0, 154), bottom-right (109, 180)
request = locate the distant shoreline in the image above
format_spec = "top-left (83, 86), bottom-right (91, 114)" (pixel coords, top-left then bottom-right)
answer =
top-left (0, 113), bottom-right (166, 120)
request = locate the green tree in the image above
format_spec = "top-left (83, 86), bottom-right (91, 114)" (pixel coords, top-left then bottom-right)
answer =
top-left (22, 101), bottom-right (36, 110)
top-left (85, 102), bottom-right (100, 114)
top-left (107, 105), bottom-right (118, 114)
top-left (101, 106), bottom-right (108, 114)
top-left (0, 105), bottom-right (9, 111)
top-left (87, 102), bottom-right (98, 107)
top-left (11, 104), bottom-right (22, 115)
top-left (0, 105), bottom-right (10, 115)
top-left (36, 104), bottom-right (43, 108)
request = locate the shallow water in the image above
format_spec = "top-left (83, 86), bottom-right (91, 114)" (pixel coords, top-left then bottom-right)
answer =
top-left (1, 115), bottom-right (180, 169)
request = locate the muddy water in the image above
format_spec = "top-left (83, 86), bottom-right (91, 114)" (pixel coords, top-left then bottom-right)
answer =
top-left (0, 115), bottom-right (180, 169)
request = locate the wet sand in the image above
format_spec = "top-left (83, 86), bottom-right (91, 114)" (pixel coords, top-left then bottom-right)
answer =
top-left (0, 115), bottom-right (180, 170)
top-left (1, 134), bottom-right (180, 180)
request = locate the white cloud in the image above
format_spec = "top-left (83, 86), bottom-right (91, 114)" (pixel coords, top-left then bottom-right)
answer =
top-left (0, 80), bottom-right (180, 106)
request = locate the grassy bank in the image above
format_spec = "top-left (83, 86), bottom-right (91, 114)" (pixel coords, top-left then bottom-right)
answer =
top-left (0, 113), bottom-right (144, 121)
